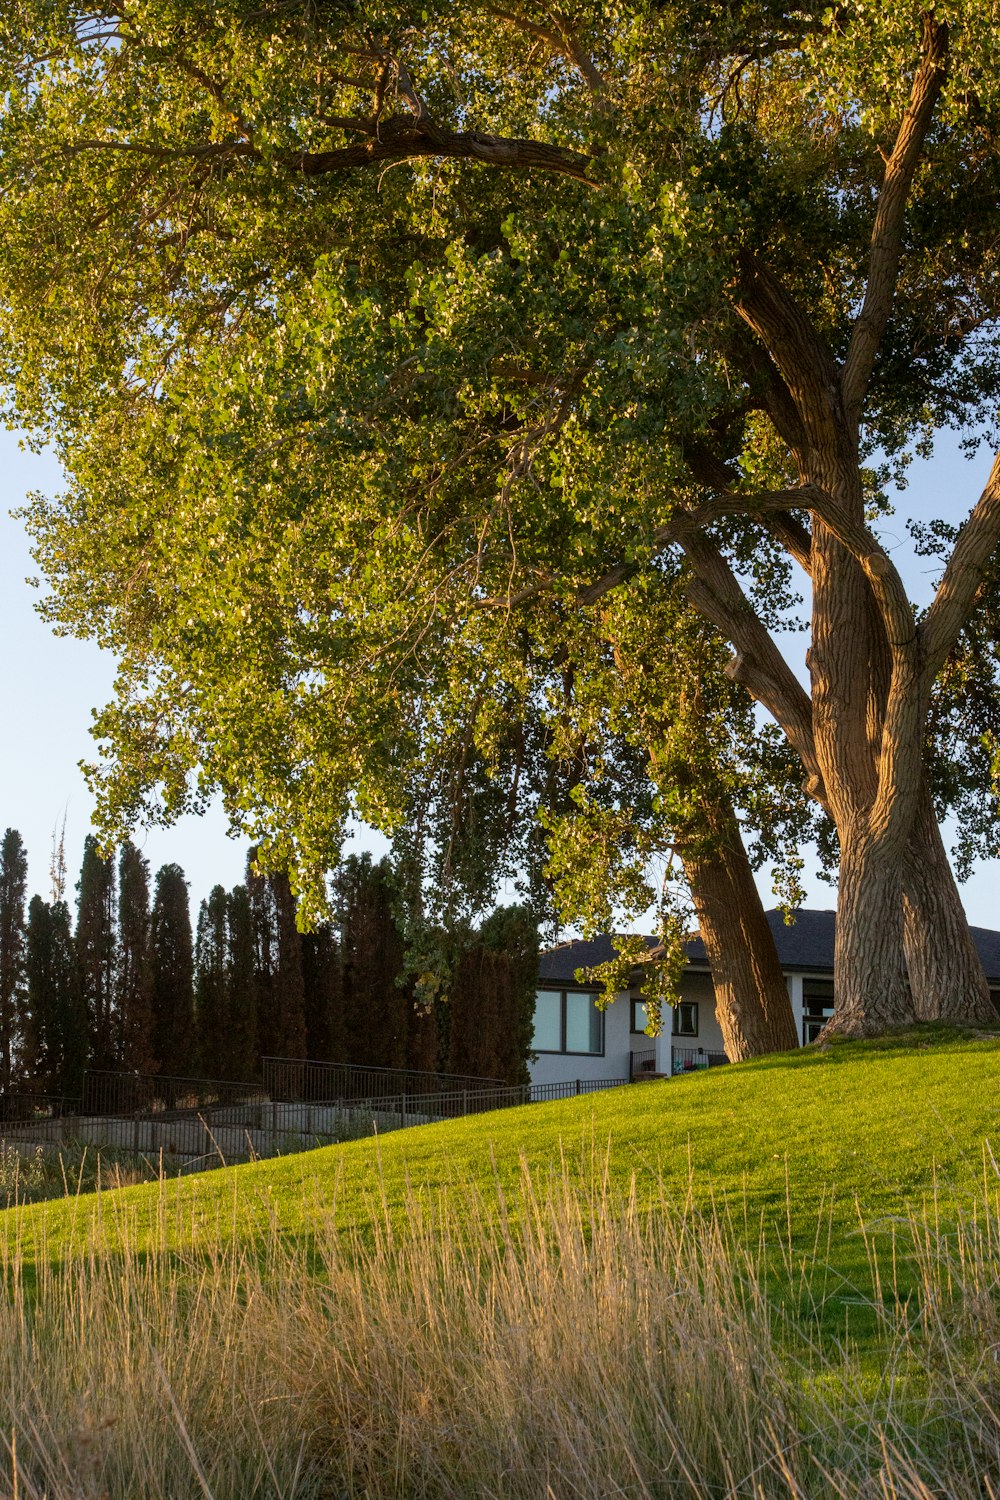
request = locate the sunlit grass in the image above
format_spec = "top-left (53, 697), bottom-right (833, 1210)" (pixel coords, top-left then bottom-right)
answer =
top-left (2, 1149), bottom-right (1000, 1497)
top-left (2, 1028), bottom-right (1000, 1496)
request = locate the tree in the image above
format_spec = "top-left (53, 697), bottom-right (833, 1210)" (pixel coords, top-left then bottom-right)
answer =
top-left (75, 834), bottom-right (116, 1071)
top-left (24, 895), bottom-right (86, 1100)
top-left (225, 883), bottom-right (259, 1081)
top-left (338, 857), bottom-right (410, 1071)
top-left (195, 885), bottom-right (230, 1076)
top-left (301, 922), bottom-right (345, 1065)
top-left (246, 853), bottom-right (278, 1059)
top-left (149, 864), bottom-right (195, 1080)
top-left (447, 907), bottom-right (537, 1085)
top-left (270, 870), bottom-right (308, 1061)
top-left (0, 830), bottom-right (28, 1092)
top-left (116, 841), bottom-right (156, 1072)
top-left (5, 5), bottom-right (1000, 1035)
top-left (246, 855), bottom-right (309, 1059)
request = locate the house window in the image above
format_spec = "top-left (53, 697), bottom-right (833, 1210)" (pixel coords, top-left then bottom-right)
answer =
top-left (532, 989), bottom-right (604, 1055)
top-left (672, 1001), bottom-right (698, 1037)
top-left (631, 998), bottom-right (649, 1034)
top-left (802, 977), bottom-right (835, 1044)
top-left (532, 989), bottom-right (563, 1052)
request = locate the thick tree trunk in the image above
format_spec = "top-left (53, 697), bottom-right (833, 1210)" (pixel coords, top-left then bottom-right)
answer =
top-left (903, 787), bottom-right (996, 1026)
top-left (821, 826), bottom-right (914, 1038)
top-left (681, 806), bottom-right (798, 1061)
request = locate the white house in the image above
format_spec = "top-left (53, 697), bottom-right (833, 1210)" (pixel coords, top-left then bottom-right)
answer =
top-left (530, 908), bottom-right (1000, 1089)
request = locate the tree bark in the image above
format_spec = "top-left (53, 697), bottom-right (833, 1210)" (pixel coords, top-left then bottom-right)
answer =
top-left (822, 823), bottom-right (914, 1038)
top-left (681, 804), bottom-right (799, 1061)
top-left (903, 786), bottom-right (996, 1026)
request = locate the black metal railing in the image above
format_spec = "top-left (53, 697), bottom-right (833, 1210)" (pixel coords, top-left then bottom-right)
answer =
top-left (82, 1070), bottom-right (268, 1118)
top-left (629, 1048), bottom-right (658, 1080)
top-left (261, 1056), bottom-right (507, 1105)
top-left (0, 1071), bottom-right (632, 1166)
top-left (0, 1091), bottom-right (78, 1123)
top-left (671, 1046), bottom-right (728, 1074)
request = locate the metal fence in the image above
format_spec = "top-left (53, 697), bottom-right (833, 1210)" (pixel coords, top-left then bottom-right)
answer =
top-left (629, 1045), bottom-right (731, 1079)
top-left (7, 1041), bottom-right (730, 1170)
top-left (82, 1070), bottom-right (269, 1117)
top-left (0, 1091), bottom-right (78, 1123)
top-left (261, 1056), bottom-right (507, 1105)
top-left (0, 1073), bottom-right (632, 1167)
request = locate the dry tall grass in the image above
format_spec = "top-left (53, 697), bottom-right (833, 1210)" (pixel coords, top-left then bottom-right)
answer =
top-left (0, 1152), bottom-right (998, 1499)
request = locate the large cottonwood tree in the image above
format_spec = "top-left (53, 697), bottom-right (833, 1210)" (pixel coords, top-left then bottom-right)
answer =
top-left (3, 2), bottom-right (1000, 1035)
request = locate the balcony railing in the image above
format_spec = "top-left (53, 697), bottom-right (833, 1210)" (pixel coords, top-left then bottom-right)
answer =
top-left (671, 1046), bottom-right (728, 1074)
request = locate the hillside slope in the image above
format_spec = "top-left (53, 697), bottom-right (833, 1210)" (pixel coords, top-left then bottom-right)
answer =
top-left (10, 1028), bottom-right (1000, 1291)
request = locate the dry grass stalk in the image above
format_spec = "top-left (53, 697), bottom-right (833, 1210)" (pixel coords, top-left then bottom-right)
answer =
top-left (0, 1154), bottom-right (997, 1498)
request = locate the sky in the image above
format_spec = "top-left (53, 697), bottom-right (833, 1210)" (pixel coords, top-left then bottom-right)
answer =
top-left (0, 424), bottom-right (998, 929)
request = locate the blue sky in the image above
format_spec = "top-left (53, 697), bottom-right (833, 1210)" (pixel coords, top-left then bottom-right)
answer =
top-left (0, 425), bottom-right (997, 928)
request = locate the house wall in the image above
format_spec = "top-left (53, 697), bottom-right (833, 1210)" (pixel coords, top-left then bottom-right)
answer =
top-left (529, 967), bottom-right (826, 1089)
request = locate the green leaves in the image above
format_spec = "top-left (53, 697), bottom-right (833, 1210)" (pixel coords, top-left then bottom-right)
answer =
top-left (0, 0), bottom-right (996, 919)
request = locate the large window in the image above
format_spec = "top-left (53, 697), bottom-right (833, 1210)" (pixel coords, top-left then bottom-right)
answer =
top-left (533, 989), bottom-right (604, 1055)
top-left (802, 977), bottom-right (835, 1044)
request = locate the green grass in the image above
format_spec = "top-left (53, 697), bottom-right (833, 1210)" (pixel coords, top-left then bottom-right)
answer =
top-left (8, 1026), bottom-right (1000, 1335)
top-left (3, 1027), bottom-right (1000, 1498)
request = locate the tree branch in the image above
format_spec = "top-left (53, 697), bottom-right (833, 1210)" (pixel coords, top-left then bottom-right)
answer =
top-left (732, 253), bottom-right (841, 451)
top-left (679, 534), bottom-right (825, 800)
top-left (841, 14), bottom-right (949, 427)
top-left (62, 118), bottom-right (594, 184)
top-left (920, 447), bottom-right (1000, 686)
top-left (486, 6), bottom-right (606, 92)
top-left (764, 514), bottom-right (812, 574)
top-left (685, 439), bottom-right (812, 572)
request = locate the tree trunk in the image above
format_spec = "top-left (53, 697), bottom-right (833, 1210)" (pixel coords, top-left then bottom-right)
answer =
top-left (903, 786), bottom-right (996, 1026)
top-left (821, 825), bottom-right (914, 1038)
top-left (681, 804), bottom-right (799, 1061)
top-left (808, 451), bottom-right (922, 1036)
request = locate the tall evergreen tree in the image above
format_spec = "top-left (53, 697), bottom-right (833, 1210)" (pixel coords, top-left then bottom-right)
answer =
top-left (225, 883), bottom-right (258, 1081)
top-left (25, 894), bottom-right (86, 1100)
top-left (195, 886), bottom-right (230, 1076)
top-left (75, 834), bottom-right (116, 1071)
top-left (21, 895), bottom-right (49, 1091)
top-left (270, 871), bottom-right (307, 1061)
top-left (0, 829), bottom-right (28, 1093)
top-left (406, 993), bottom-right (442, 1077)
top-left (301, 922), bottom-right (344, 1064)
top-left (246, 856), bottom-right (308, 1060)
top-left (116, 841), bottom-right (155, 1072)
top-left (338, 856), bottom-right (409, 1071)
top-left (447, 907), bottom-right (538, 1086)
top-left (246, 853), bottom-right (277, 1058)
top-left (149, 863), bottom-right (195, 1081)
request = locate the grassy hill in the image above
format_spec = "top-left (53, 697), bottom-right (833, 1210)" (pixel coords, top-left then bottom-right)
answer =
top-left (12, 1027), bottom-right (1000, 1311)
top-left (3, 1027), bottom-right (1000, 1499)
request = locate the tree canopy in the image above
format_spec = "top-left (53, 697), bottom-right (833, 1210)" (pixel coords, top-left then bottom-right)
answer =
top-left (3, 1), bottom-right (1000, 1034)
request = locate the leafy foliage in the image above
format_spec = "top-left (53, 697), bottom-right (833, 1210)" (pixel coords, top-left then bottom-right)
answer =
top-left (1, 1), bottom-right (999, 980)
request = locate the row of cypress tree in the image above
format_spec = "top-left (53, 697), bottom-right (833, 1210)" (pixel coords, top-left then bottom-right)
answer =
top-left (0, 830), bottom-right (538, 1101)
